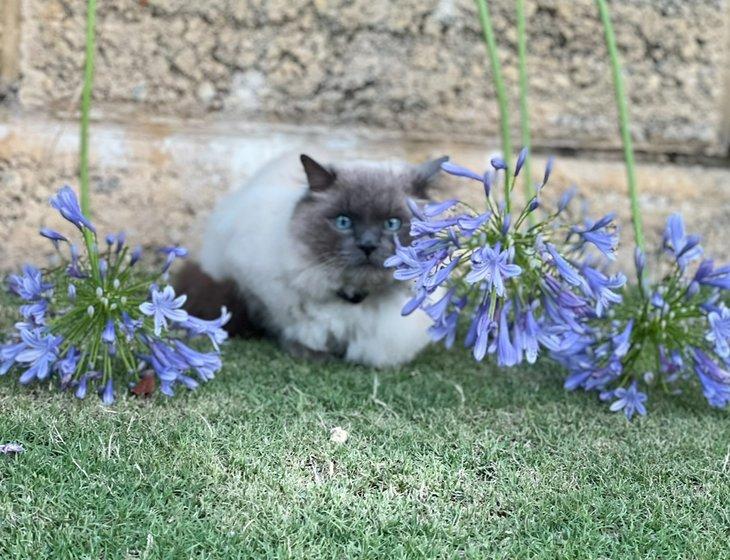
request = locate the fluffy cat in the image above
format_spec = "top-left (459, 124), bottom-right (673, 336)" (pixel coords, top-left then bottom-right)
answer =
top-left (178, 152), bottom-right (448, 367)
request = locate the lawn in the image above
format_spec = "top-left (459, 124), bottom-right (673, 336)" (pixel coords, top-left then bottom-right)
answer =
top-left (1, 316), bottom-right (729, 558)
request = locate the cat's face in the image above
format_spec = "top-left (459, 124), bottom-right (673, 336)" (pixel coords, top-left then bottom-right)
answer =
top-left (292, 155), bottom-right (447, 292)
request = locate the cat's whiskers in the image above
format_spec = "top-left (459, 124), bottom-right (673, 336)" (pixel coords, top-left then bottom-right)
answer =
top-left (292, 254), bottom-right (342, 282)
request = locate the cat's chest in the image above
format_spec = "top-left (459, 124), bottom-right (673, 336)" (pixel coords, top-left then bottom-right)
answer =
top-left (279, 292), bottom-right (397, 349)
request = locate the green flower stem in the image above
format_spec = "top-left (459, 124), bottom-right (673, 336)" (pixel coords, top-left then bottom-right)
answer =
top-left (474, 0), bottom-right (513, 212)
top-left (80, 0), bottom-right (96, 217)
top-left (516, 0), bottom-right (534, 208)
top-left (595, 0), bottom-right (646, 274)
top-left (80, 0), bottom-right (100, 280)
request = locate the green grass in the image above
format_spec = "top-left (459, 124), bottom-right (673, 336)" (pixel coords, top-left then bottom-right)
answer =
top-left (1, 312), bottom-right (729, 558)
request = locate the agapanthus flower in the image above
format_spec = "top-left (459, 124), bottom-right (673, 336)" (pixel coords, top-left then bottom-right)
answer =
top-left (50, 186), bottom-right (96, 232)
top-left (707, 306), bottom-right (730, 358)
top-left (40, 228), bottom-right (68, 249)
top-left (56, 346), bottom-right (80, 383)
top-left (694, 260), bottom-right (730, 290)
top-left (160, 246), bottom-right (188, 273)
top-left (571, 213), bottom-right (618, 260)
top-left (139, 285), bottom-right (188, 336)
top-left (466, 244), bottom-right (521, 297)
top-left (557, 213), bottom-right (730, 418)
top-left (0, 443), bottom-right (25, 455)
top-left (14, 328), bottom-right (63, 384)
top-left (514, 148), bottom-right (528, 176)
top-left (173, 340), bottom-right (222, 381)
top-left (130, 246), bottom-right (143, 267)
top-left (557, 187), bottom-right (577, 214)
top-left (102, 319), bottom-right (116, 345)
top-left (581, 266), bottom-right (625, 317)
top-left (387, 151), bottom-right (623, 369)
top-left (663, 213), bottom-right (702, 269)
top-left (2, 185), bottom-right (227, 404)
top-left (20, 299), bottom-right (48, 325)
top-left (101, 379), bottom-right (115, 406)
top-left (7, 265), bottom-right (52, 301)
top-left (179, 309), bottom-right (231, 350)
top-left (1, 341), bottom-right (25, 375)
top-left (608, 382), bottom-right (647, 419)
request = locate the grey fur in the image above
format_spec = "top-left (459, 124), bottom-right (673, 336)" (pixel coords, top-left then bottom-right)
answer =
top-left (291, 154), bottom-right (448, 295)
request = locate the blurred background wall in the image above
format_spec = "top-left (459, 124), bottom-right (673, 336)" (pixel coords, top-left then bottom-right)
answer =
top-left (1, 0), bottom-right (728, 270)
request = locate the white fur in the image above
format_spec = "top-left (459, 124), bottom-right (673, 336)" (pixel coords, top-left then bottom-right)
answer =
top-left (199, 153), bottom-right (433, 367)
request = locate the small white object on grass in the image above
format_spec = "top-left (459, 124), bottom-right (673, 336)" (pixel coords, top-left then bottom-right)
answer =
top-left (329, 427), bottom-right (348, 444)
top-left (0, 443), bottom-right (25, 455)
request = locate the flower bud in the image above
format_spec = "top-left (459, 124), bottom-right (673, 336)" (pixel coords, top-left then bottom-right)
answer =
top-left (490, 157), bottom-right (507, 171)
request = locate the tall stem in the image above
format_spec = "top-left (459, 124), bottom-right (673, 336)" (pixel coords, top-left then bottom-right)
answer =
top-left (474, 0), bottom-right (512, 213)
top-left (516, 0), bottom-right (533, 199)
top-left (80, 0), bottom-right (97, 217)
top-left (80, 0), bottom-right (99, 279)
top-left (596, 0), bottom-right (645, 261)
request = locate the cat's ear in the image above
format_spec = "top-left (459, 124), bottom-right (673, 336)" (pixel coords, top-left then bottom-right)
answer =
top-left (301, 154), bottom-right (336, 191)
top-left (411, 156), bottom-right (449, 198)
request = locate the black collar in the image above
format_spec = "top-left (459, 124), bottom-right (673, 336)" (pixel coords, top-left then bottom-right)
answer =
top-left (336, 289), bottom-right (369, 304)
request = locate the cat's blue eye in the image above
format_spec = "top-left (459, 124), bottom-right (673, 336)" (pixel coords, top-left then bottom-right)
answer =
top-left (334, 214), bottom-right (353, 230)
top-left (384, 217), bottom-right (402, 232)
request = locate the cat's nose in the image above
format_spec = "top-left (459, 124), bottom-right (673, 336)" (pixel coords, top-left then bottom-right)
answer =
top-left (357, 242), bottom-right (377, 257)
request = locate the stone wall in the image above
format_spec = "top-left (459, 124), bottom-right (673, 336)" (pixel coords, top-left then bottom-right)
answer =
top-left (8, 0), bottom-right (729, 155)
top-left (0, 0), bottom-right (729, 273)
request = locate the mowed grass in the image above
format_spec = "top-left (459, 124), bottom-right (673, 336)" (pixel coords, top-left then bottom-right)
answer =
top-left (1, 311), bottom-right (729, 558)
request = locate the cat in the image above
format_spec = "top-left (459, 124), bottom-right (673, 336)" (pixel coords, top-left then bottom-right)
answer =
top-left (177, 152), bottom-right (448, 367)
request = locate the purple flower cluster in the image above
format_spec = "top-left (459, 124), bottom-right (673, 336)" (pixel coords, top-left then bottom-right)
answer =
top-left (387, 152), bottom-right (624, 369)
top-left (1, 186), bottom-right (230, 404)
top-left (554, 213), bottom-right (730, 418)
